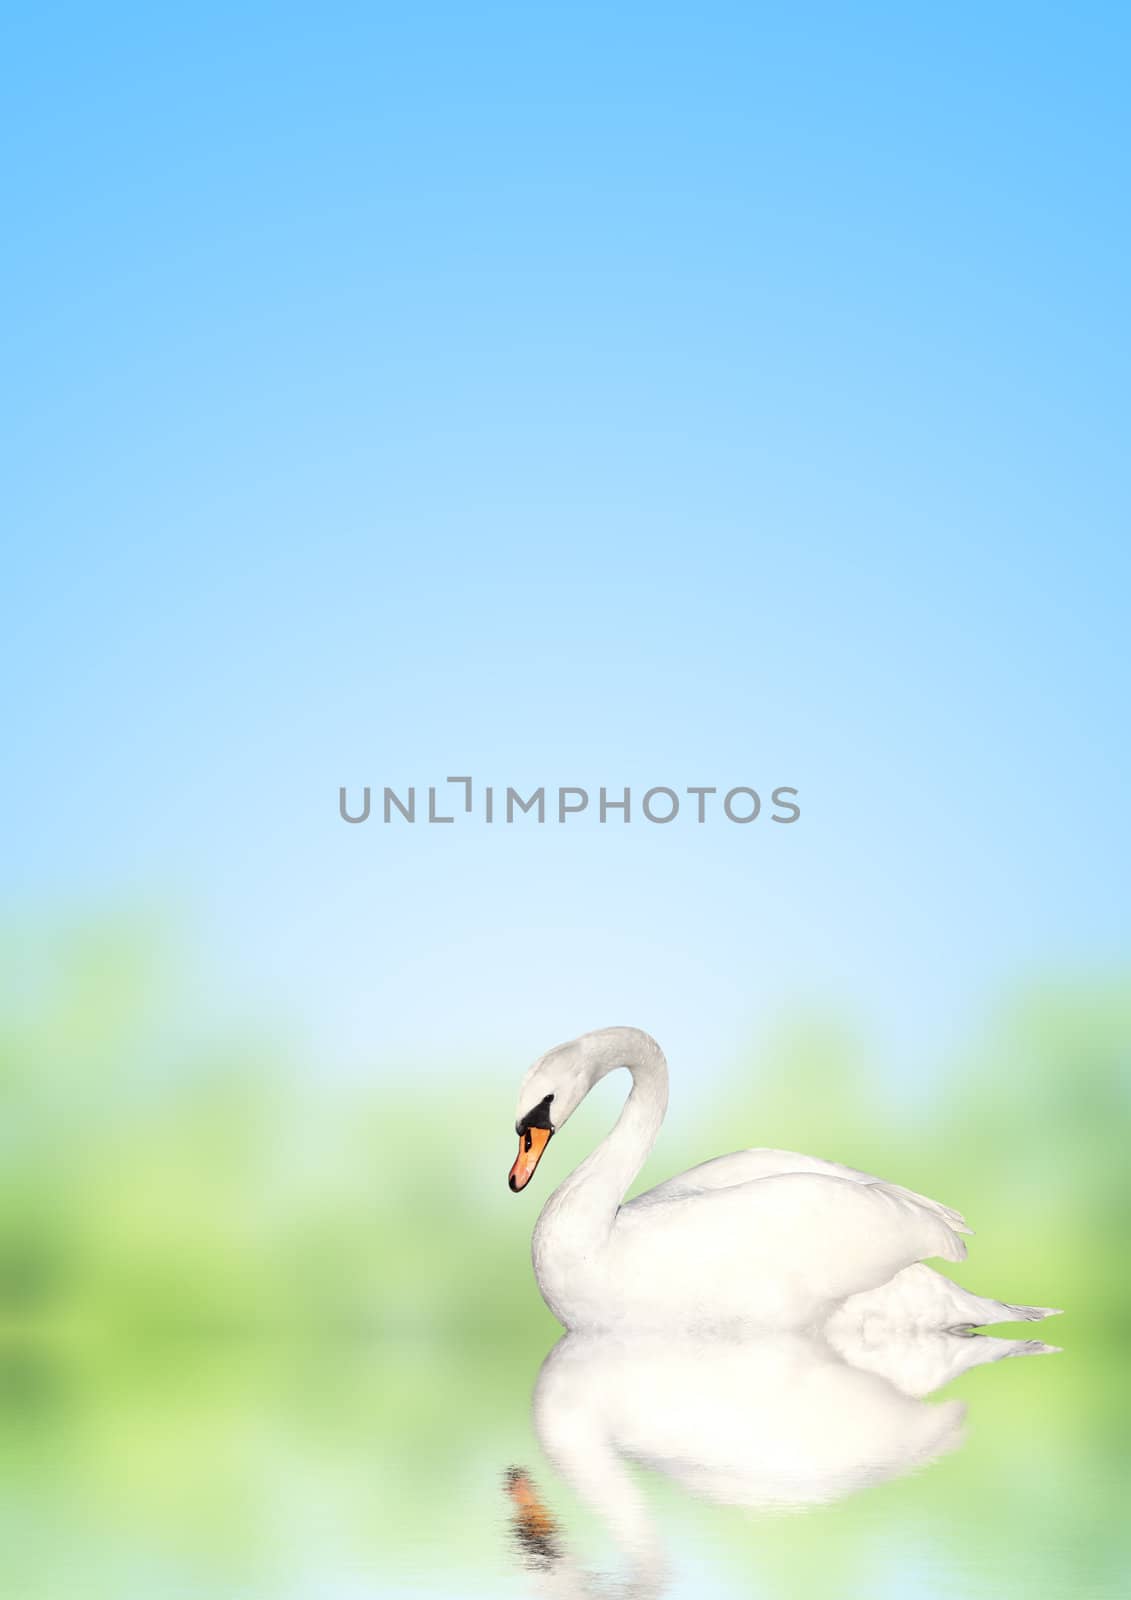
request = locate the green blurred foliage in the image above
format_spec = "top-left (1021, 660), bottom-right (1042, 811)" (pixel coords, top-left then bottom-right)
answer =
top-left (1, 920), bottom-right (1128, 1598)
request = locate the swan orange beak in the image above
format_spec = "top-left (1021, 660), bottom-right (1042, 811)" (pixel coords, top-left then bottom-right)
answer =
top-left (509, 1125), bottom-right (552, 1192)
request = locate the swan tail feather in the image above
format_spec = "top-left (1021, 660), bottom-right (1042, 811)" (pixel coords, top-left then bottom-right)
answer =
top-left (835, 1267), bottom-right (1061, 1334)
top-left (949, 1299), bottom-right (1064, 1331)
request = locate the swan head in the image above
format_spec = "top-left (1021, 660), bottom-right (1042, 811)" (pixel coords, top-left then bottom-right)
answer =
top-left (508, 1040), bottom-right (583, 1193)
top-left (509, 1028), bottom-right (662, 1192)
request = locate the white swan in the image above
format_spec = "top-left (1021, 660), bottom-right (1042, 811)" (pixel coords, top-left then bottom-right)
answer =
top-left (509, 1026), bottom-right (1061, 1333)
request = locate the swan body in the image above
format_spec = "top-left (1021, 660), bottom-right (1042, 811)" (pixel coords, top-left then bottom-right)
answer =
top-left (509, 1027), bottom-right (1059, 1334)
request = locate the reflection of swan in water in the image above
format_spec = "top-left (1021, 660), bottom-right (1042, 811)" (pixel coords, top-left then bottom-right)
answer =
top-left (507, 1328), bottom-right (1057, 1598)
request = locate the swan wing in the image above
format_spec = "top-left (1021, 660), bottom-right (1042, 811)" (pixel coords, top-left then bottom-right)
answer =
top-left (629, 1148), bottom-right (970, 1234)
top-left (614, 1171), bottom-right (968, 1314)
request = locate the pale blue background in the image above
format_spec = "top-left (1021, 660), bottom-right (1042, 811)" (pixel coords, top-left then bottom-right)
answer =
top-left (4, 5), bottom-right (1128, 1080)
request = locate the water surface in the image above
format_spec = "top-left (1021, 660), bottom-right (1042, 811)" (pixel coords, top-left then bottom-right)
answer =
top-left (2, 1322), bottom-right (1124, 1599)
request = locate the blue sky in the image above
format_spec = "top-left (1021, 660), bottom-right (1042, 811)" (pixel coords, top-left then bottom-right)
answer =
top-left (4, 5), bottom-right (1128, 1082)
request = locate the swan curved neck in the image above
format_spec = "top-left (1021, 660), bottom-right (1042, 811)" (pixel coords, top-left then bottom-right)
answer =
top-left (570, 1028), bottom-right (669, 1210)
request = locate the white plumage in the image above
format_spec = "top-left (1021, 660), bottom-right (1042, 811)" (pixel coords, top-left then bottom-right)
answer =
top-left (509, 1026), bottom-right (1059, 1334)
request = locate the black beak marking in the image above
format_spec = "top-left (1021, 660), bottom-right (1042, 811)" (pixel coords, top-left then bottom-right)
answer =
top-left (516, 1093), bottom-right (555, 1137)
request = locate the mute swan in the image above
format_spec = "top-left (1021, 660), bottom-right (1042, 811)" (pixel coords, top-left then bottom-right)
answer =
top-left (509, 1027), bottom-right (1061, 1333)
